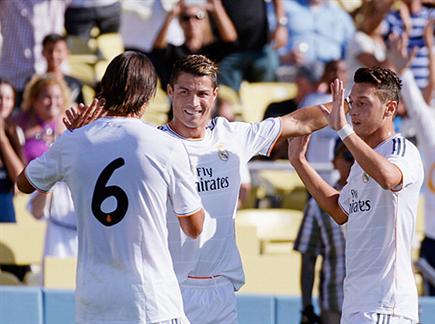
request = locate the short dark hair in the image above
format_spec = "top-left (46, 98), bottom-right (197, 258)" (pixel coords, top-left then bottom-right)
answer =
top-left (42, 33), bottom-right (67, 48)
top-left (99, 51), bottom-right (157, 116)
top-left (353, 67), bottom-right (402, 104)
top-left (169, 55), bottom-right (218, 88)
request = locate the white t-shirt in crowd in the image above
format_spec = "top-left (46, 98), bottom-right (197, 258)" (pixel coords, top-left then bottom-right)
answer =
top-left (25, 117), bottom-right (202, 324)
top-left (401, 69), bottom-right (435, 240)
top-left (159, 117), bottom-right (281, 290)
top-left (338, 134), bottom-right (424, 321)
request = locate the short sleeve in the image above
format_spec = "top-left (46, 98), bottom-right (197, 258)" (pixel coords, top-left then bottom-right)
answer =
top-left (387, 137), bottom-right (422, 191)
top-left (293, 199), bottom-right (322, 256)
top-left (230, 118), bottom-right (282, 160)
top-left (167, 142), bottom-right (202, 217)
top-left (25, 138), bottom-right (64, 192)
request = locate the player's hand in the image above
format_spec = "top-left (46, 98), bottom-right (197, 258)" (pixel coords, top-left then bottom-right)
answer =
top-left (320, 79), bottom-right (346, 131)
top-left (287, 135), bottom-right (310, 165)
top-left (63, 98), bottom-right (106, 132)
top-left (300, 305), bottom-right (322, 324)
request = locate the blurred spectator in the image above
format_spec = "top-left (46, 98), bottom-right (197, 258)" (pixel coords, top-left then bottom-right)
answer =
top-left (388, 33), bottom-right (435, 296)
top-left (216, 0), bottom-right (288, 92)
top-left (65, 0), bottom-right (121, 40)
top-left (383, 0), bottom-right (435, 104)
top-left (14, 74), bottom-right (71, 163)
top-left (294, 139), bottom-right (350, 324)
top-left (298, 61), bottom-right (346, 185)
top-left (42, 33), bottom-right (84, 105)
top-left (151, 0), bottom-right (237, 90)
top-left (120, 0), bottom-right (184, 53)
top-left (0, 0), bottom-right (69, 102)
top-left (277, 0), bottom-right (354, 67)
top-left (346, 0), bottom-right (395, 87)
top-left (0, 79), bottom-right (24, 223)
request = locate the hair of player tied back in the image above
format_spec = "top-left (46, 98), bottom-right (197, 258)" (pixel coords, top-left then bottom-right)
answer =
top-left (98, 51), bottom-right (157, 115)
top-left (169, 54), bottom-right (218, 88)
top-left (353, 67), bottom-right (402, 104)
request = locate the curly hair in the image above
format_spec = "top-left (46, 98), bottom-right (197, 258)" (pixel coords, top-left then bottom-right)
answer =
top-left (354, 67), bottom-right (402, 104)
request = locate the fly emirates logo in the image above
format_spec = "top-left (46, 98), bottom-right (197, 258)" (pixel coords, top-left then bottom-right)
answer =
top-left (195, 167), bottom-right (229, 193)
top-left (349, 189), bottom-right (372, 214)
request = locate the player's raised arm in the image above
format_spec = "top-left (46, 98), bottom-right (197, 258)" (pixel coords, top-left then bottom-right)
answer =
top-left (322, 78), bottom-right (402, 190)
top-left (288, 135), bottom-right (347, 225)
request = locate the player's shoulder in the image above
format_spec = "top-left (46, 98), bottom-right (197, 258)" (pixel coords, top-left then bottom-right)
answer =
top-left (384, 134), bottom-right (419, 159)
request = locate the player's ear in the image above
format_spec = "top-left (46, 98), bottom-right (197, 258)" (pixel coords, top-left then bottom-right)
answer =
top-left (167, 84), bottom-right (174, 99)
top-left (384, 100), bottom-right (397, 118)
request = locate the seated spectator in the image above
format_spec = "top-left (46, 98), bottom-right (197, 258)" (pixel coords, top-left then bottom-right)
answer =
top-left (383, 0), bottom-right (434, 104)
top-left (0, 79), bottom-right (24, 223)
top-left (277, 0), bottom-right (354, 66)
top-left (14, 74), bottom-right (71, 163)
top-left (150, 0), bottom-right (237, 90)
top-left (65, 0), bottom-right (121, 40)
top-left (217, 0), bottom-right (288, 92)
top-left (42, 33), bottom-right (85, 104)
top-left (294, 138), bottom-right (351, 324)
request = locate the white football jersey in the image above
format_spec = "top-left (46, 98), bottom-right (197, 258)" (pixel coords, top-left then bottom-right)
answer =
top-left (159, 117), bottom-right (281, 289)
top-left (338, 134), bottom-right (424, 321)
top-left (25, 117), bottom-right (202, 324)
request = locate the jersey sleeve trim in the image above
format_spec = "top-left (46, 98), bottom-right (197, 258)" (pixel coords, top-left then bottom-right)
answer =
top-left (176, 206), bottom-right (203, 218)
top-left (338, 199), bottom-right (349, 216)
top-left (266, 118), bottom-right (283, 157)
top-left (24, 168), bottom-right (50, 193)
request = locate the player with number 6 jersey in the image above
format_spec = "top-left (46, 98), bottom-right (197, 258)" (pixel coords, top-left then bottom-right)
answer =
top-left (17, 52), bottom-right (205, 324)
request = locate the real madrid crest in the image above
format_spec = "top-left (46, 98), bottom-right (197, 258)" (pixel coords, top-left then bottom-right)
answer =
top-left (362, 172), bottom-right (370, 183)
top-left (217, 144), bottom-right (229, 161)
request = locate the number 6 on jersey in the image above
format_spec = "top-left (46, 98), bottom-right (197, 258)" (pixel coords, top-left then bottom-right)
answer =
top-left (92, 157), bottom-right (129, 226)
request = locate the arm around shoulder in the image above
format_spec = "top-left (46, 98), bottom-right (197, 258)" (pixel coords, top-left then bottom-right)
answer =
top-left (178, 208), bottom-right (205, 239)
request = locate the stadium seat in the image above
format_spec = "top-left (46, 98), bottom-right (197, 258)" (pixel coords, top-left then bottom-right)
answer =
top-left (0, 271), bottom-right (21, 286)
top-left (44, 257), bottom-right (77, 289)
top-left (96, 33), bottom-right (124, 61)
top-left (67, 36), bottom-right (95, 56)
top-left (68, 61), bottom-right (96, 86)
top-left (0, 286), bottom-right (43, 324)
top-left (236, 208), bottom-right (304, 244)
top-left (13, 193), bottom-right (39, 224)
top-left (239, 82), bottom-right (296, 123)
top-left (0, 223), bottom-right (46, 265)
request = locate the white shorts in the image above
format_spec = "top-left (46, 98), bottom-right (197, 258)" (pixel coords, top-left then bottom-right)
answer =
top-left (341, 312), bottom-right (416, 324)
top-left (181, 276), bottom-right (238, 324)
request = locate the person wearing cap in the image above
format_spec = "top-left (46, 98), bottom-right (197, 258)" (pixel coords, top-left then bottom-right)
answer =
top-left (294, 138), bottom-right (353, 324)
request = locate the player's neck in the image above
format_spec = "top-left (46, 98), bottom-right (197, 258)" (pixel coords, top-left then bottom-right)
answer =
top-left (168, 120), bottom-right (206, 140)
top-left (362, 124), bottom-right (395, 149)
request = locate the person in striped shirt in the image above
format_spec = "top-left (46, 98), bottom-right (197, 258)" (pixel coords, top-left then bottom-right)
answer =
top-left (294, 139), bottom-right (352, 324)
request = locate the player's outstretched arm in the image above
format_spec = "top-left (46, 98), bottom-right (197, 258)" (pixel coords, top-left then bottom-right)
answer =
top-left (178, 208), bottom-right (205, 239)
top-left (321, 79), bottom-right (402, 190)
top-left (63, 98), bottom-right (106, 131)
top-left (288, 135), bottom-right (347, 225)
top-left (16, 168), bottom-right (36, 194)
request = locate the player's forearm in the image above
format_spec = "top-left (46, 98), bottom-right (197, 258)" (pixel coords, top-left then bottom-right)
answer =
top-left (290, 157), bottom-right (346, 224)
top-left (17, 168), bottom-right (36, 194)
top-left (342, 133), bottom-right (402, 190)
top-left (280, 101), bottom-right (349, 138)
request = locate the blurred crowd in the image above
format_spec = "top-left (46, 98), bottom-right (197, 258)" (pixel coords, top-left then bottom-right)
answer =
top-left (0, 0), bottom-right (434, 303)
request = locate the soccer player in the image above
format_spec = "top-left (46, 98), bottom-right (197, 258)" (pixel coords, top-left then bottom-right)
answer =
top-left (17, 51), bottom-right (205, 324)
top-left (65, 54), bottom-right (342, 324)
top-left (288, 69), bottom-right (424, 324)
